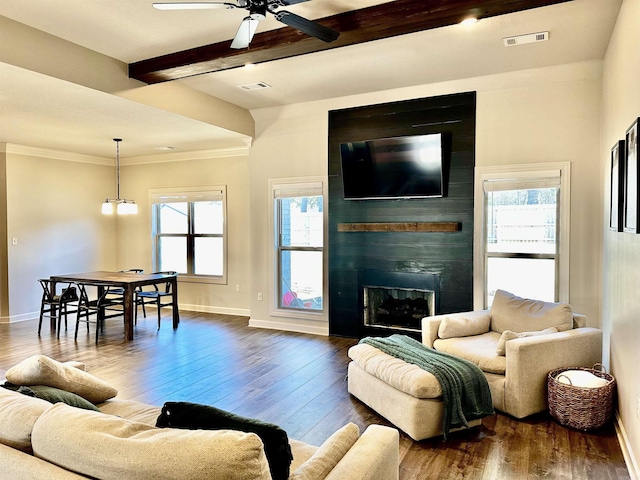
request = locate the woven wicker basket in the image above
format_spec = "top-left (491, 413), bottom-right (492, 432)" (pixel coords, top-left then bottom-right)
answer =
top-left (547, 364), bottom-right (616, 430)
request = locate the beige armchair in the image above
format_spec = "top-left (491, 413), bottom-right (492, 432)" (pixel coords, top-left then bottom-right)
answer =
top-left (421, 290), bottom-right (603, 419)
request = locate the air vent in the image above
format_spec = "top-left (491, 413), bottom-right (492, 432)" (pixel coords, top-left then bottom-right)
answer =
top-left (237, 82), bottom-right (271, 91)
top-left (503, 31), bottom-right (549, 47)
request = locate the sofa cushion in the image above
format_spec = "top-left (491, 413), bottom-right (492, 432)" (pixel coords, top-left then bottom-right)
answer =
top-left (98, 399), bottom-right (162, 425)
top-left (495, 327), bottom-right (558, 356)
top-left (156, 401), bottom-right (292, 480)
top-left (0, 387), bottom-right (51, 452)
top-left (348, 343), bottom-right (442, 399)
top-left (433, 332), bottom-right (506, 375)
top-left (6, 355), bottom-right (117, 403)
top-left (32, 403), bottom-right (272, 480)
top-left (290, 423), bottom-right (359, 480)
top-left (490, 290), bottom-right (573, 334)
top-left (438, 311), bottom-right (491, 339)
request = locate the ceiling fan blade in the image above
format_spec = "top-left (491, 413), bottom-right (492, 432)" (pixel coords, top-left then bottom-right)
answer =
top-left (152, 2), bottom-right (237, 10)
top-left (275, 10), bottom-right (339, 43)
top-left (230, 16), bottom-right (261, 49)
top-left (276, 0), bottom-right (311, 5)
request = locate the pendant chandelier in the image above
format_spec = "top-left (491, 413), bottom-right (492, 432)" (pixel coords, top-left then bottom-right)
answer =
top-left (101, 138), bottom-right (137, 215)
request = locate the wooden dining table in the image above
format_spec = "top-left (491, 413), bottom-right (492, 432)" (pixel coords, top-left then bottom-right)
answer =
top-left (49, 271), bottom-right (179, 341)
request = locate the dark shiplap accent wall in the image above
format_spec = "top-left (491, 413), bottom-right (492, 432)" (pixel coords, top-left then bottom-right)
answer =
top-left (328, 92), bottom-right (476, 338)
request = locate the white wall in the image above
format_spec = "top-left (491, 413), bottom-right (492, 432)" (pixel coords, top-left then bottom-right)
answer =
top-left (4, 148), bottom-right (115, 322)
top-left (249, 60), bottom-right (604, 333)
top-left (117, 153), bottom-right (251, 316)
top-left (601, 0), bottom-right (640, 475)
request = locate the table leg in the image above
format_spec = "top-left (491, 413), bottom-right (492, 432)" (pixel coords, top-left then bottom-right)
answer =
top-left (171, 277), bottom-right (179, 329)
top-left (123, 285), bottom-right (135, 341)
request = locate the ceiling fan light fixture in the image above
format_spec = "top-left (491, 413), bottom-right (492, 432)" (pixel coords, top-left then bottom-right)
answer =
top-left (460, 17), bottom-right (478, 26)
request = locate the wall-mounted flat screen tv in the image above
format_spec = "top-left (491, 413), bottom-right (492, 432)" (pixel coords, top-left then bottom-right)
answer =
top-left (340, 133), bottom-right (444, 200)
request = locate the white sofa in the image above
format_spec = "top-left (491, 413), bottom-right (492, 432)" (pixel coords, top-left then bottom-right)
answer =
top-left (0, 356), bottom-right (399, 480)
top-left (422, 290), bottom-right (603, 419)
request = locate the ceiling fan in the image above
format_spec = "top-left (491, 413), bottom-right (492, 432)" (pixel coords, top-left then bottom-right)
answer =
top-left (152, 0), bottom-right (340, 49)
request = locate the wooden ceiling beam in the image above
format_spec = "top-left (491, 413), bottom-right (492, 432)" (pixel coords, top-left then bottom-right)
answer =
top-left (129, 0), bottom-right (572, 84)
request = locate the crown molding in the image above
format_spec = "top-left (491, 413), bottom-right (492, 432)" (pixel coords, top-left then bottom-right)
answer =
top-left (3, 143), bottom-right (250, 166)
top-left (4, 144), bottom-right (108, 164)
top-left (125, 145), bottom-right (250, 165)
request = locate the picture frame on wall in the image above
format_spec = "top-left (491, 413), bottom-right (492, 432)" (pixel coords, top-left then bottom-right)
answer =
top-left (610, 140), bottom-right (625, 232)
top-left (624, 118), bottom-right (640, 233)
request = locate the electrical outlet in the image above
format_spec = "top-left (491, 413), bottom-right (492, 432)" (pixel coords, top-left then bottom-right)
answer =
top-left (235, 284), bottom-right (240, 292)
top-left (257, 292), bottom-right (263, 301)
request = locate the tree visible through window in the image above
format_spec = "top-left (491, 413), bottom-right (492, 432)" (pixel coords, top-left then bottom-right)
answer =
top-left (274, 183), bottom-right (324, 312)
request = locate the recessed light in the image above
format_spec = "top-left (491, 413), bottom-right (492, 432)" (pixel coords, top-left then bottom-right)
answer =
top-left (154, 146), bottom-right (177, 151)
top-left (460, 17), bottom-right (478, 26)
top-left (238, 82), bottom-right (271, 91)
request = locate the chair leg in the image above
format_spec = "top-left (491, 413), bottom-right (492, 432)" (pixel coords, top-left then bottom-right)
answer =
top-left (157, 300), bottom-right (161, 330)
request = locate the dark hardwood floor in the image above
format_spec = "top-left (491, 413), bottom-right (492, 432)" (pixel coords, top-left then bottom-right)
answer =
top-left (0, 311), bottom-right (630, 480)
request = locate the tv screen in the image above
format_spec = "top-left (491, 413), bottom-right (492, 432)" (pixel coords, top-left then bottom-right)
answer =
top-left (340, 133), bottom-right (444, 200)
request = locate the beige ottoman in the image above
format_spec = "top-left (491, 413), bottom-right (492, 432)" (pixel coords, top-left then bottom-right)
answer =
top-left (347, 343), bottom-right (481, 441)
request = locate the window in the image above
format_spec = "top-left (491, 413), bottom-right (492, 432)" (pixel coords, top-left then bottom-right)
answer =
top-left (150, 186), bottom-right (227, 284)
top-left (474, 164), bottom-right (570, 309)
top-left (271, 180), bottom-right (325, 315)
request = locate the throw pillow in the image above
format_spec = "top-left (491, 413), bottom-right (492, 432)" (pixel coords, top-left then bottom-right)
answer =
top-left (495, 327), bottom-right (558, 356)
top-left (18, 385), bottom-right (100, 412)
top-left (32, 403), bottom-right (271, 480)
top-left (5, 355), bottom-right (117, 403)
top-left (290, 423), bottom-right (360, 480)
top-left (490, 289), bottom-right (573, 334)
top-left (156, 401), bottom-right (292, 480)
top-left (438, 311), bottom-right (491, 339)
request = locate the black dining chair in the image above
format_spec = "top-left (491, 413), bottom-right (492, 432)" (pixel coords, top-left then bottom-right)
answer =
top-left (135, 271), bottom-right (177, 329)
top-left (37, 279), bottom-right (79, 337)
top-left (104, 269), bottom-right (145, 316)
top-left (75, 282), bottom-right (123, 344)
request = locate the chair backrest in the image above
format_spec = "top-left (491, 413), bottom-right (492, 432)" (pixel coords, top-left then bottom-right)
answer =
top-left (39, 279), bottom-right (78, 303)
top-left (77, 282), bottom-right (116, 309)
top-left (153, 271), bottom-right (177, 293)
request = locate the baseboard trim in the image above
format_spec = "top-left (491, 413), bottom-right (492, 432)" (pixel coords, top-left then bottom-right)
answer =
top-left (176, 304), bottom-right (250, 317)
top-left (248, 317), bottom-right (329, 336)
top-left (616, 412), bottom-right (639, 480)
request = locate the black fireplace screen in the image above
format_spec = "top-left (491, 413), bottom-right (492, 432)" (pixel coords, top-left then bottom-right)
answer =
top-left (363, 286), bottom-right (434, 332)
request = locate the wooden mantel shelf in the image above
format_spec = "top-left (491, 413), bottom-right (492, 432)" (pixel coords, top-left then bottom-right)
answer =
top-left (337, 222), bottom-right (461, 233)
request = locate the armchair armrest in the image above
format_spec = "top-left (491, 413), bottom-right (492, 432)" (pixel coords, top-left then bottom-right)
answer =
top-left (421, 316), bottom-right (444, 348)
top-left (504, 327), bottom-right (603, 418)
top-left (326, 425), bottom-right (399, 480)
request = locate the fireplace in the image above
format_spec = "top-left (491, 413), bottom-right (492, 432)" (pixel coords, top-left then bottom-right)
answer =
top-left (359, 270), bottom-right (439, 334)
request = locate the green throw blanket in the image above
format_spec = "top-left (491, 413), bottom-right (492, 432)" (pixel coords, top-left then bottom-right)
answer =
top-left (360, 334), bottom-right (494, 439)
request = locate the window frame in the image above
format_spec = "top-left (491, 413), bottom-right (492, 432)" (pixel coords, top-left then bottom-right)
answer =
top-left (150, 186), bottom-right (228, 285)
top-left (268, 177), bottom-right (328, 321)
top-left (473, 163), bottom-right (571, 309)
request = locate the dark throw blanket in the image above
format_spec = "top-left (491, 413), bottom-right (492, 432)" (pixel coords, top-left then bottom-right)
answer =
top-left (360, 334), bottom-right (494, 439)
top-left (156, 401), bottom-right (293, 480)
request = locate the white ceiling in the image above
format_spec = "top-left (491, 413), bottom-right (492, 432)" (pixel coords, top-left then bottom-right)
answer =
top-left (0, 0), bottom-right (623, 158)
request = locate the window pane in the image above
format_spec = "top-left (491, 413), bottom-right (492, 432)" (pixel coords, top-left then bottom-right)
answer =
top-left (194, 201), bottom-right (223, 234)
top-left (279, 250), bottom-right (323, 311)
top-left (159, 203), bottom-right (188, 234)
top-left (486, 188), bottom-right (557, 254)
top-left (159, 236), bottom-right (187, 273)
top-left (279, 196), bottom-right (323, 247)
top-left (486, 257), bottom-right (556, 306)
top-left (194, 237), bottom-right (223, 276)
